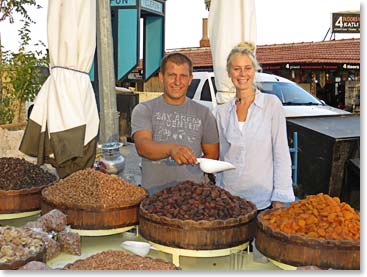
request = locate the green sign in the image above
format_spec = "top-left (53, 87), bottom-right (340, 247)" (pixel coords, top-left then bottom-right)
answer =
top-left (117, 9), bottom-right (139, 80)
top-left (141, 0), bottom-right (163, 13)
top-left (110, 0), bottom-right (136, 7)
top-left (109, 0), bottom-right (165, 81)
top-left (144, 16), bottom-right (164, 80)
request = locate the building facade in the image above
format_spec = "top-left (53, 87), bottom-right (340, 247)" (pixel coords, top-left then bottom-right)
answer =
top-left (125, 38), bottom-right (360, 113)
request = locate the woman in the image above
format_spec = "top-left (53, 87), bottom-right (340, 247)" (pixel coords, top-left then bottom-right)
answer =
top-left (215, 42), bottom-right (295, 211)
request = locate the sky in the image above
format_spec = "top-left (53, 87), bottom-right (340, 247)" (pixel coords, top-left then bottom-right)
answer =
top-left (0, 0), bottom-right (362, 53)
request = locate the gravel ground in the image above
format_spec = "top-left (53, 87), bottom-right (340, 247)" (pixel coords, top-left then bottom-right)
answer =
top-left (118, 142), bottom-right (142, 185)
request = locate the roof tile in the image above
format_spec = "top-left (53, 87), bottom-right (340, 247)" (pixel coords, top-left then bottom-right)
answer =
top-left (167, 38), bottom-right (360, 67)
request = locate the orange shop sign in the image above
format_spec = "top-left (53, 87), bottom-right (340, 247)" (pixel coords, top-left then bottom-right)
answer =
top-left (332, 12), bottom-right (360, 33)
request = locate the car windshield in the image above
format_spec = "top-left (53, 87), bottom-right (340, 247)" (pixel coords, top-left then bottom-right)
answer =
top-left (187, 79), bottom-right (200, 99)
top-left (257, 81), bottom-right (322, 105)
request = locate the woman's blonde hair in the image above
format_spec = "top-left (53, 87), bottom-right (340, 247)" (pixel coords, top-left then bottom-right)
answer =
top-left (226, 42), bottom-right (262, 73)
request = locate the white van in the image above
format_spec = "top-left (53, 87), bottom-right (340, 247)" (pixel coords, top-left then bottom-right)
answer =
top-left (187, 72), bottom-right (349, 118)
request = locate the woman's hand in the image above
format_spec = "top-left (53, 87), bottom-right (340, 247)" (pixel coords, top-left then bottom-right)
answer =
top-left (271, 201), bottom-right (286, 209)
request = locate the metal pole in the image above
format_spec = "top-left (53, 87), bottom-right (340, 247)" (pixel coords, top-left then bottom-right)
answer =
top-left (96, 0), bottom-right (119, 143)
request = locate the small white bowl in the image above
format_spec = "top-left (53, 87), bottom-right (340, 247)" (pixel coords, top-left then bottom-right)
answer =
top-left (120, 241), bottom-right (151, 256)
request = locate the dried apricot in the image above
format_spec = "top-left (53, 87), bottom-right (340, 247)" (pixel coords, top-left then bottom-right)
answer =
top-left (297, 219), bottom-right (306, 227)
top-left (262, 193), bottom-right (360, 241)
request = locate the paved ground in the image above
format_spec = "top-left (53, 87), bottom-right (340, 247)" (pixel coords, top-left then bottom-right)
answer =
top-left (118, 142), bottom-right (142, 185)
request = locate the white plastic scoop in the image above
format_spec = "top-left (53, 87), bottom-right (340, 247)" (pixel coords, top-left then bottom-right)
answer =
top-left (120, 241), bottom-right (157, 256)
top-left (196, 158), bottom-right (235, 173)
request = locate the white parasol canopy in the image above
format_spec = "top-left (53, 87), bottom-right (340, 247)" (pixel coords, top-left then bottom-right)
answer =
top-left (208, 0), bottom-right (257, 104)
top-left (20, 0), bottom-right (99, 178)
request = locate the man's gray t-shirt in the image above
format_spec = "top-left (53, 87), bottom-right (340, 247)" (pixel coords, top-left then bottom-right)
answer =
top-left (131, 96), bottom-right (219, 194)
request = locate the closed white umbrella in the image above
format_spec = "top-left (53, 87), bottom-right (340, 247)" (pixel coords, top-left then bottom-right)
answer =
top-left (20, 0), bottom-right (99, 178)
top-left (208, 0), bottom-right (257, 103)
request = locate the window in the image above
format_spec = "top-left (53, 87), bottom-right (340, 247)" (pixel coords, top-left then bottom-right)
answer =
top-left (200, 80), bottom-right (212, 101)
top-left (187, 79), bottom-right (200, 99)
top-left (258, 82), bottom-right (321, 105)
top-left (211, 77), bottom-right (218, 95)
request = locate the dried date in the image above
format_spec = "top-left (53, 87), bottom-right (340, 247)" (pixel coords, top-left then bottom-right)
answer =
top-left (141, 181), bottom-right (255, 221)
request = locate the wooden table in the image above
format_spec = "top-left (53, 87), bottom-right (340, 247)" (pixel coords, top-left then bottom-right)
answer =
top-left (1, 215), bottom-right (282, 270)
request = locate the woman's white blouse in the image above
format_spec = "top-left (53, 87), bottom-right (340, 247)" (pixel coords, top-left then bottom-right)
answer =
top-left (215, 90), bottom-right (295, 210)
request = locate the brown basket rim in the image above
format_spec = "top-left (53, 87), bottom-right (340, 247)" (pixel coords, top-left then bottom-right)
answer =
top-left (257, 208), bottom-right (360, 248)
top-left (0, 183), bottom-right (52, 196)
top-left (139, 201), bottom-right (257, 229)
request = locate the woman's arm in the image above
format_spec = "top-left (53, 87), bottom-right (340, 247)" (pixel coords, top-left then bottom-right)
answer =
top-left (271, 98), bottom-right (295, 203)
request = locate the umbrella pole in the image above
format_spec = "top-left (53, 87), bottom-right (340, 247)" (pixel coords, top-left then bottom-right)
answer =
top-left (96, 0), bottom-right (119, 143)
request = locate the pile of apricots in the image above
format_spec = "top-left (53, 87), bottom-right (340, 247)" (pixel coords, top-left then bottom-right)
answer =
top-left (262, 193), bottom-right (360, 241)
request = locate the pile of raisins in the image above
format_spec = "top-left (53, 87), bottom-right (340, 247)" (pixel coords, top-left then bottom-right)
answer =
top-left (0, 157), bottom-right (56, 190)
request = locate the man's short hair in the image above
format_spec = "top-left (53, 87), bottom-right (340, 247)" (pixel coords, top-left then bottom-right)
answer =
top-left (160, 52), bottom-right (193, 75)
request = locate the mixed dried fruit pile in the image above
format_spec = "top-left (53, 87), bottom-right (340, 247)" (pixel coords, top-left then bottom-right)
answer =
top-left (0, 226), bottom-right (44, 265)
top-left (0, 157), bottom-right (56, 190)
top-left (141, 181), bottom-right (256, 221)
top-left (261, 193), bottom-right (360, 241)
top-left (63, 250), bottom-right (178, 270)
top-left (42, 168), bottom-right (147, 209)
top-left (24, 209), bottom-right (81, 260)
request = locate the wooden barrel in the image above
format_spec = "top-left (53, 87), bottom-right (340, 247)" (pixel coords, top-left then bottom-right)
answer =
top-left (0, 185), bottom-right (49, 214)
top-left (41, 197), bottom-right (140, 230)
top-left (139, 206), bottom-right (257, 250)
top-left (255, 209), bottom-right (360, 270)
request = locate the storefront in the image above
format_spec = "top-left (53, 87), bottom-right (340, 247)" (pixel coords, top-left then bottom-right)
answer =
top-left (261, 61), bottom-right (360, 112)
top-left (255, 38), bottom-right (360, 113)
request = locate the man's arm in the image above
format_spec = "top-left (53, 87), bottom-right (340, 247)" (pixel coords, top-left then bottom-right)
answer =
top-left (134, 130), bottom-right (198, 165)
top-left (201, 143), bottom-right (219, 160)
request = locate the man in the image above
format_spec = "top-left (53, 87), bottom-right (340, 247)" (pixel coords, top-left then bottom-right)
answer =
top-left (131, 53), bottom-right (219, 195)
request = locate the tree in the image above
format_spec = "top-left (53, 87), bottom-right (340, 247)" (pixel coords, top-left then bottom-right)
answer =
top-left (0, 0), bottom-right (46, 124)
top-left (0, 93), bottom-right (14, 124)
top-left (0, 19), bottom-right (48, 124)
top-left (0, 0), bottom-right (41, 23)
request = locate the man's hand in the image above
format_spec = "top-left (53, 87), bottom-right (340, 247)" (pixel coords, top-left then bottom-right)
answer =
top-left (134, 130), bottom-right (198, 165)
top-left (169, 145), bottom-right (197, 165)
